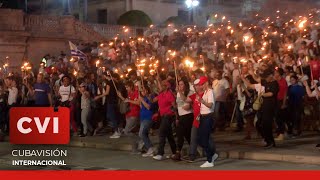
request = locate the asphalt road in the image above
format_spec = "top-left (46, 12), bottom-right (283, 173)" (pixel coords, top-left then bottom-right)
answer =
top-left (0, 143), bottom-right (319, 170)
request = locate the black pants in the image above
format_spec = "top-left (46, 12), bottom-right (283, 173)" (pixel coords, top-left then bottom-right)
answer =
top-left (261, 104), bottom-right (276, 145)
top-left (288, 103), bottom-right (303, 135)
top-left (157, 115), bottom-right (177, 156)
top-left (275, 100), bottom-right (289, 134)
top-left (177, 113), bottom-right (193, 151)
top-left (235, 100), bottom-right (244, 129)
top-left (214, 101), bottom-right (227, 130)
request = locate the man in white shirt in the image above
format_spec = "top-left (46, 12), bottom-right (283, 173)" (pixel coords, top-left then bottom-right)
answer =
top-left (58, 76), bottom-right (76, 106)
top-left (58, 75), bottom-right (77, 134)
top-left (212, 71), bottom-right (230, 131)
top-left (7, 78), bottom-right (18, 106)
top-left (195, 76), bottom-right (218, 168)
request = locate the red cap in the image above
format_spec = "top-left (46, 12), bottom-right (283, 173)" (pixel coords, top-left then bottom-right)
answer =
top-left (198, 76), bottom-right (208, 85)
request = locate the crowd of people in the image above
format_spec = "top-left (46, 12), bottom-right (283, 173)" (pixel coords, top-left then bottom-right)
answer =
top-left (1, 10), bottom-right (320, 168)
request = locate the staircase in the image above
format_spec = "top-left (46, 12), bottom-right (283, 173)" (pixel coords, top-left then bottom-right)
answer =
top-left (25, 14), bottom-right (107, 42)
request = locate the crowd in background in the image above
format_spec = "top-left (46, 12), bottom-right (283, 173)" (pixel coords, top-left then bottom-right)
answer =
top-left (1, 9), bottom-right (320, 168)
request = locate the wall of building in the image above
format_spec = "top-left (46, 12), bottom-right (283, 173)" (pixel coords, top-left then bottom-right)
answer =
top-left (87, 0), bottom-right (126, 24)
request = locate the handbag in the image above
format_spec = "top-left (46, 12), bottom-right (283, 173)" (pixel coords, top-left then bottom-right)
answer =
top-left (119, 99), bottom-right (130, 114)
top-left (253, 89), bottom-right (263, 111)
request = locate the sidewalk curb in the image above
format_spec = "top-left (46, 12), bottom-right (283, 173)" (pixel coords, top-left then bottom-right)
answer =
top-left (67, 139), bottom-right (320, 165)
top-left (4, 136), bottom-right (320, 165)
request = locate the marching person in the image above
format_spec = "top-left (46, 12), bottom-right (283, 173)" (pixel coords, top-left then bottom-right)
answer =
top-left (242, 69), bottom-right (279, 148)
top-left (182, 76), bottom-right (218, 167)
top-left (79, 83), bottom-right (93, 137)
top-left (95, 72), bottom-right (120, 139)
top-left (172, 77), bottom-right (194, 161)
top-left (152, 78), bottom-right (177, 161)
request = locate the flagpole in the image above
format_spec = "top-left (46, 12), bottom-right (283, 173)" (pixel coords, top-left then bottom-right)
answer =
top-left (108, 71), bottom-right (118, 92)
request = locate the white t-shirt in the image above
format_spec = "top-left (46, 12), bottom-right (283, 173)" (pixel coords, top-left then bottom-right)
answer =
top-left (8, 87), bottom-right (18, 105)
top-left (200, 88), bottom-right (215, 115)
top-left (176, 91), bottom-right (194, 116)
top-left (212, 78), bottom-right (230, 101)
top-left (59, 85), bottom-right (76, 102)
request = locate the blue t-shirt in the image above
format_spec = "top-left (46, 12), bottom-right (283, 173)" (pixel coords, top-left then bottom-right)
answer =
top-left (288, 84), bottom-right (305, 106)
top-left (140, 96), bottom-right (154, 121)
top-left (34, 83), bottom-right (50, 105)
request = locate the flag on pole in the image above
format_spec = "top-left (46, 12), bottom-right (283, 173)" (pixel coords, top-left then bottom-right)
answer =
top-left (69, 41), bottom-right (87, 59)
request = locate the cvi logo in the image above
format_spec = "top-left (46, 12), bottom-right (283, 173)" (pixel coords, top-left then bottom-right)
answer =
top-left (10, 107), bottom-right (70, 144)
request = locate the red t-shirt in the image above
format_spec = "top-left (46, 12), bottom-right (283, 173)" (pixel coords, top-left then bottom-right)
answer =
top-left (157, 90), bottom-right (175, 116)
top-left (126, 90), bottom-right (140, 118)
top-left (310, 60), bottom-right (320, 80)
top-left (277, 78), bottom-right (288, 101)
top-left (189, 92), bottom-right (204, 128)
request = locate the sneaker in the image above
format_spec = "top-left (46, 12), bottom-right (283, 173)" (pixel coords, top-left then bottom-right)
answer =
top-left (109, 132), bottom-right (121, 139)
top-left (212, 153), bottom-right (219, 162)
top-left (153, 155), bottom-right (164, 161)
top-left (142, 148), bottom-right (154, 157)
top-left (200, 161), bottom-right (214, 168)
top-left (275, 134), bottom-right (285, 141)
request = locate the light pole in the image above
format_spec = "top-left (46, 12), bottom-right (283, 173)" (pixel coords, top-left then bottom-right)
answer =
top-left (185, 0), bottom-right (199, 24)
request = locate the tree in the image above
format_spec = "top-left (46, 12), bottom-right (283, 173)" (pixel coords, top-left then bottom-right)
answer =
top-left (117, 10), bottom-right (152, 27)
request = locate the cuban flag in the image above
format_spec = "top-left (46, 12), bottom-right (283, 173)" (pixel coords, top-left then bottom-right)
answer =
top-left (69, 41), bottom-right (87, 59)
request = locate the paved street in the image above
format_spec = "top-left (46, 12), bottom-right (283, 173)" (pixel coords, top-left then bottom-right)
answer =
top-left (0, 143), bottom-right (319, 170)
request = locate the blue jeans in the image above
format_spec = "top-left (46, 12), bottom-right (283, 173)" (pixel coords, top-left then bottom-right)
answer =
top-left (139, 120), bottom-right (153, 149)
top-left (198, 113), bottom-right (216, 163)
top-left (106, 103), bottom-right (118, 131)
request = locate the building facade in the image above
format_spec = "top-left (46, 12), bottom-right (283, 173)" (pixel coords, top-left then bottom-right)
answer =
top-left (25, 0), bottom-right (319, 26)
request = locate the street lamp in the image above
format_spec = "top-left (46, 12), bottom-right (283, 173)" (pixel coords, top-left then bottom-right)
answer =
top-left (185, 0), bottom-right (199, 8)
top-left (185, 0), bottom-right (199, 24)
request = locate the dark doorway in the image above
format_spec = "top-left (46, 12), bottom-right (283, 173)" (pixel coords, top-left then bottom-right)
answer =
top-left (97, 9), bottom-right (108, 24)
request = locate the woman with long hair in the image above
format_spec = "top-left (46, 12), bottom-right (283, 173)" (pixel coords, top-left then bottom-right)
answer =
top-left (172, 77), bottom-right (194, 161)
top-left (238, 75), bottom-right (257, 140)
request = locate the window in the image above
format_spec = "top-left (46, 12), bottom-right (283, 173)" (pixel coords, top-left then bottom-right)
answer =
top-left (97, 9), bottom-right (108, 24)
